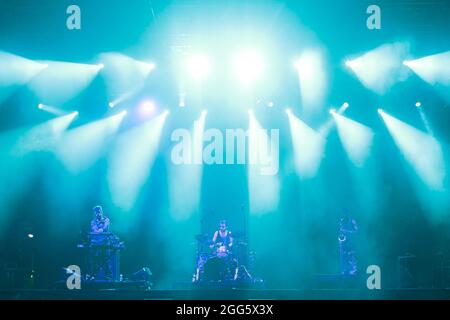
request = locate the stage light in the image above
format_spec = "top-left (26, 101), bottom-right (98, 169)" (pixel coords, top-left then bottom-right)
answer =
top-left (268, 101), bottom-right (274, 108)
top-left (12, 112), bottom-right (79, 156)
top-left (201, 109), bottom-right (207, 116)
top-left (27, 233), bottom-right (34, 239)
top-left (29, 61), bottom-right (103, 106)
top-left (232, 50), bottom-right (264, 85)
top-left (143, 62), bottom-right (156, 71)
top-left (404, 51), bottom-right (450, 86)
top-left (344, 43), bottom-right (409, 94)
top-left (287, 111), bottom-right (326, 178)
top-left (329, 108), bottom-right (337, 114)
top-left (100, 53), bottom-right (156, 111)
top-left (285, 108), bottom-right (291, 114)
top-left (186, 54), bottom-right (211, 80)
top-left (295, 49), bottom-right (327, 112)
top-left (378, 108), bottom-right (383, 114)
top-left (248, 111), bottom-right (280, 214)
top-left (55, 112), bottom-right (126, 173)
top-left (343, 102), bottom-right (349, 108)
top-left (168, 110), bottom-right (206, 221)
top-left (139, 100), bottom-right (156, 116)
top-left (98, 63), bottom-right (105, 70)
top-left (108, 112), bottom-right (168, 211)
top-left (248, 109), bottom-right (254, 115)
top-left (380, 110), bottom-right (445, 190)
top-left (37, 103), bottom-right (77, 116)
top-left (416, 102), bottom-right (422, 108)
top-left (345, 60), bottom-right (354, 68)
top-left (0, 51), bottom-right (53, 104)
top-left (332, 112), bottom-right (374, 167)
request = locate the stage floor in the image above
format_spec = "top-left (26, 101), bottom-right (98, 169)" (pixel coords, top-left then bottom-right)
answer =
top-left (2, 288), bottom-right (450, 300)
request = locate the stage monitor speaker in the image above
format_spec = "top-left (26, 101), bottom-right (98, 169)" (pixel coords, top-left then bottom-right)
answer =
top-left (398, 255), bottom-right (418, 288)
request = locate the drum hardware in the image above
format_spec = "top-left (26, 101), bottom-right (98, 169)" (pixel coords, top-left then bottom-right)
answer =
top-left (192, 232), bottom-right (253, 283)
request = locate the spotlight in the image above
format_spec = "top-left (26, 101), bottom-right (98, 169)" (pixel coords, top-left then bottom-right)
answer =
top-left (120, 110), bottom-right (128, 116)
top-left (345, 60), bottom-right (353, 68)
top-left (145, 62), bottom-right (156, 70)
top-left (343, 102), bottom-right (349, 108)
top-left (108, 102), bottom-right (115, 108)
top-left (201, 109), bottom-right (208, 117)
top-left (378, 108), bottom-right (383, 114)
top-left (98, 63), bottom-right (105, 70)
top-left (403, 60), bottom-right (410, 66)
top-left (141, 101), bottom-right (155, 112)
top-left (164, 109), bottom-right (170, 115)
top-left (415, 102), bottom-right (422, 108)
top-left (38, 103), bottom-right (44, 109)
top-left (268, 101), bottom-right (274, 108)
top-left (187, 54), bottom-right (211, 80)
top-left (27, 233), bottom-right (34, 239)
top-left (285, 108), bottom-right (291, 114)
top-left (233, 50), bottom-right (264, 84)
top-left (329, 108), bottom-right (337, 114)
top-left (248, 109), bottom-right (254, 115)
top-left (41, 64), bottom-right (49, 69)
top-left (179, 101), bottom-right (185, 108)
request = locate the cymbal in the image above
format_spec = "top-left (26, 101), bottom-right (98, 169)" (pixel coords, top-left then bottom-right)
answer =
top-left (195, 234), bottom-right (209, 241)
top-left (231, 231), bottom-right (246, 238)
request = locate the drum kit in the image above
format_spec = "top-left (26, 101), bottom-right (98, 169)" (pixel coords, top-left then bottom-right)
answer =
top-left (192, 232), bottom-right (251, 283)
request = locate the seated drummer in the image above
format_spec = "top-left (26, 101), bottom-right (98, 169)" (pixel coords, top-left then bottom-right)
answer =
top-left (91, 205), bottom-right (110, 234)
top-left (210, 220), bottom-right (233, 255)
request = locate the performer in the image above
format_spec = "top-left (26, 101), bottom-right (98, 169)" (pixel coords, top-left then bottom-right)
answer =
top-left (202, 220), bottom-right (235, 281)
top-left (91, 205), bottom-right (110, 234)
top-left (338, 213), bottom-right (358, 275)
top-left (210, 220), bottom-right (233, 257)
top-left (89, 205), bottom-right (112, 280)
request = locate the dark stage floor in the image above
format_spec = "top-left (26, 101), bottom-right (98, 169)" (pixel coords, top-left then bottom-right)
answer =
top-left (2, 288), bottom-right (450, 300)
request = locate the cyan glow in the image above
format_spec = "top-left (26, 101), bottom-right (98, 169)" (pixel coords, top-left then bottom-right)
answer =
top-left (37, 103), bottom-right (72, 116)
top-left (404, 51), bottom-right (450, 86)
top-left (380, 110), bottom-right (445, 190)
top-left (13, 112), bottom-right (79, 156)
top-left (186, 54), bottom-right (211, 80)
top-left (332, 112), bottom-right (374, 168)
top-left (232, 50), bottom-right (264, 85)
top-left (345, 43), bottom-right (409, 94)
top-left (0, 51), bottom-right (47, 103)
top-left (287, 111), bottom-right (326, 179)
top-left (54, 111), bottom-right (126, 173)
top-left (108, 111), bottom-right (168, 210)
top-left (295, 49), bottom-right (327, 112)
top-left (248, 112), bottom-right (280, 214)
top-left (28, 61), bottom-right (102, 105)
top-left (100, 53), bottom-right (155, 108)
top-left (169, 111), bottom-right (206, 221)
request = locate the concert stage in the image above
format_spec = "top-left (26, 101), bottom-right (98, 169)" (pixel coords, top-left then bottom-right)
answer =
top-left (1, 0), bottom-right (450, 305)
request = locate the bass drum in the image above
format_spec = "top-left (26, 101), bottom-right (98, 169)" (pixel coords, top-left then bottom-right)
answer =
top-left (203, 256), bottom-right (227, 281)
top-left (203, 256), bottom-right (237, 281)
